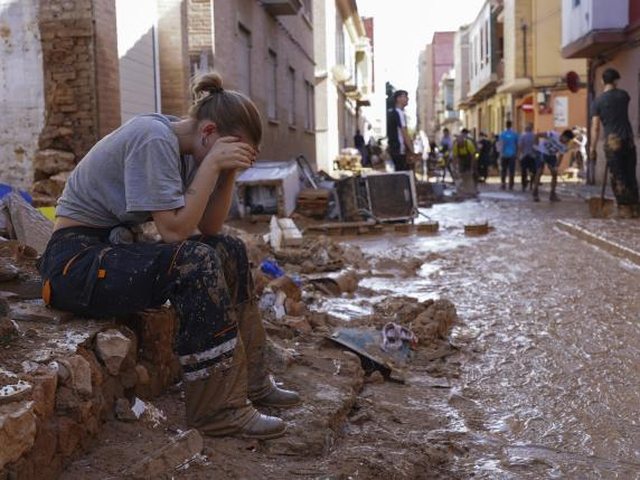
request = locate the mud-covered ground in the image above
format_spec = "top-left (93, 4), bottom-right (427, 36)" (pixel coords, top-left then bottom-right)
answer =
top-left (62, 183), bottom-right (640, 479)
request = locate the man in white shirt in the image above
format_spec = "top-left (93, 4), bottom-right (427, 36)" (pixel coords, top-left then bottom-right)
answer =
top-left (386, 90), bottom-right (414, 171)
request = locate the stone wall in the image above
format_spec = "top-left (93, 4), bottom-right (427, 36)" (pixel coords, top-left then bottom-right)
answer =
top-left (188, 0), bottom-right (213, 64)
top-left (32, 0), bottom-right (120, 206)
top-left (0, 0), bottom-right (45, 189)
top-left (0, 307), bottom-right (180, 479)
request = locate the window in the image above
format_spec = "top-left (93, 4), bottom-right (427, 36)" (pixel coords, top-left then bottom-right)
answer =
top-left (480, 27), bottom-right (485, 66)
top-left (304, 80), bottom-right (315, 131)
top-left (484, 19), bottom-right (490, 65)
top-left (288, 67), bottom-right (296, 126)
top-left (335, 15), bottom-right (345, 66)
top-left (267, 50), bottom-right (277, 120)
top-left (237, 24), bottom-right (251, 95)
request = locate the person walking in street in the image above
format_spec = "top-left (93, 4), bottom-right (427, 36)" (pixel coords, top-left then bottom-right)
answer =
top-left (386, 89), bottom-right (414, 171)
top-left (37, 72), bottom-right (300, 440)
top-left (453, 128), bottom-right (478, 197)
top-left (490, 133), bottom-right (500, 174)
top-left (590, 68), bottom-right (640, 218)
top-left (518, 123), bottom-right (537, 191)
top-left (499, 121), bottom-right (519, 190)
top-left (440, 127), bottom-right (455, 182)
top-left (532, 129), bottom-right (575, 202)
top-left (477, 132), bottom-right (492, 182)
top-left (354, 129), bottom-right (368, 167)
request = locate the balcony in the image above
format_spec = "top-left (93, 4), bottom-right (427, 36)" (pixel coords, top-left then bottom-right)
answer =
top-left (261, 0), bottom-right (302, 16)
top-left (561, 0), bottom-right (629, 58)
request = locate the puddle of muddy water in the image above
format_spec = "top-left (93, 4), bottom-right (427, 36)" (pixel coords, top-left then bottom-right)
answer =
top-left (314, 191), bottom-right (640, 478)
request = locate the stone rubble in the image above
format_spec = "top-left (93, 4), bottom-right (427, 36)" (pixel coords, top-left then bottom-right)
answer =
top-left (0, 218), bottom-right (462, 478)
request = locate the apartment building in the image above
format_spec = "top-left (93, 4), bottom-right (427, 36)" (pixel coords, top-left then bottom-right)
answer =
top-left (313, 0), bottom-right (372, 173)
top-left (416, 32), bottom-right (456, 139)
top-left (457, 0), bottom-right (587, 139)
top-left (453, 25), bottom-right (471, 128)
top-left (0, 0), bottom-right (319, 190)
top-left (461, 0), bottom-right (506, 136)
top-left (499, 0), bottom-right (587, 133)
top-left (561, 0), bottom-right (640, 182)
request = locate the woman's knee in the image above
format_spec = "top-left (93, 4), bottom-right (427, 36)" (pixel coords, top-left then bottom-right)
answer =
top-left (173, 241), bottom-right (222, 278)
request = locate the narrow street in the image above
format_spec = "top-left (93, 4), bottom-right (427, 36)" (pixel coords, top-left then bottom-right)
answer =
top-left (59, 184), bottom-right (640, 479)
top-left (362, 186), bottom-right (640, 478)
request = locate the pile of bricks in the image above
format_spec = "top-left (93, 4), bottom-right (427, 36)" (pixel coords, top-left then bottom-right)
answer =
top-left (296, 188), bottom-right (331, 219)
top-left (0, 306), bottom-right (180, 479)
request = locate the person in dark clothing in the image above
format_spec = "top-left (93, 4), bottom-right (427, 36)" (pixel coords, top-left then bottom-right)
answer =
top-left (354, 129), bottom-right (368, 167)
top-left (439, 128), bottom-right (455, 182)
top-left (386, 90), bottom-right (414, 171)
top-left (590, 68), bottom-right (639, 217)
top-left (490, 133), bottom-right (500, 172)
top-left (518, 123), bottom-right (537, 191)
top-left (477, 132), bottom-right (492, 182)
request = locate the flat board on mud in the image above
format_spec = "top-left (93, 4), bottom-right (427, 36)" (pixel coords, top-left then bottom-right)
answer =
top-left (328, 327), bottom-right (411, 383)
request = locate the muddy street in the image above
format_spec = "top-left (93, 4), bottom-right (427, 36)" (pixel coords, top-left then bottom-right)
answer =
top-left (341, 186), bottom-right (640, 478)
top-left (55, 184), bottom-right (640, 479)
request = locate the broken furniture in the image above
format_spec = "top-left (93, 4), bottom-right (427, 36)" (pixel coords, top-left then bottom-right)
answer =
top-left (235, 160), bottom-right (301, 219)
top-left (335, 171), bottom-right (418, 223)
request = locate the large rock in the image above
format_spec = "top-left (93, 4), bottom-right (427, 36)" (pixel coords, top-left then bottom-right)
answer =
top-left (95, 329), bottom-right (132, 376)
top-left (2, 192), bottom-right (53, 254)
top-left (0, 317), bottom-right (19, 344)
top-left (32, 171), bottom-right (71, 199)
top-left (58, 355), bottom-right (92, 397)
top-left (33, 149), bottom-right (75, 179)
top-left (0, 258), bottom-right (19, 282)
top-left (0, 401), bottom-right (37, 469)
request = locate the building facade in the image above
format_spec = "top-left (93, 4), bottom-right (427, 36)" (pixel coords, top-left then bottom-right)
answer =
top-left (457, 0), bottom-right (588, 141)
top-left (190, 0), bottom-right (317, 166)
top-left (453, 25), bottom-right (471, 128)
top-left (0, 0), bottom-right (121, 194)
top-left (0, 0), bottom-right (319, 195)
top-left (416, 32), bottom-right (455, 140)
top-left (561, 0), bottom-right (640, 183)
top-left (313, 0), bottom-right (372, 173)
top-left (460, 0), bottom-right (506, 136)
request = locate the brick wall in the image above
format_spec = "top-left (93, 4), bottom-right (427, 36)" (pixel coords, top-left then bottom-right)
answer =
top-left (38, 0), bottom-right (97, 161)
top-left (157, 0), bottom-right (191, 116)
top-left (188, 0), bottom-right (212, 57)
top-left (211, 0), bottom-right (316, 166)
top-left (93, 0), bottom-right (121, 138)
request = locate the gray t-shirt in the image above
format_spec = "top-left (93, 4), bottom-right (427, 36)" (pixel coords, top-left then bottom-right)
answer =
top-left (57, 114), bottom-right (197, 227)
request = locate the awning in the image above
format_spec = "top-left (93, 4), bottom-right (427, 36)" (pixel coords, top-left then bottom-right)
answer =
top-left (517, 95), bottom-right (534, 112)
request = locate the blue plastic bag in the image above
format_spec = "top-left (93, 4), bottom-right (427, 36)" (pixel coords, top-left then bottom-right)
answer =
top-left (0, 184), bottom-right (32, 204)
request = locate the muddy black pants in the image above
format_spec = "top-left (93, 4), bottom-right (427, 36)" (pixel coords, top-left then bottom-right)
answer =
top-left (605, 141), bottom-right (639, 206)
top-left (38, 227), bottom-right (252, 380)
top-left (521, 155), bottom-right (536, 190)
top-left (501, 156), bottom-right (516, 189)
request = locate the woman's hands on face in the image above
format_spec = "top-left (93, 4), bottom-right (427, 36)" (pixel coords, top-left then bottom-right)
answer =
top-left (204, 136), bottom-right (257, 172)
